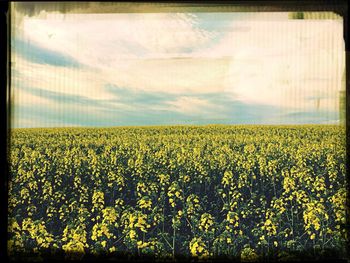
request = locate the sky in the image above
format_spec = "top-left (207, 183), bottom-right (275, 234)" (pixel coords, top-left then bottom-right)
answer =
top-left (11, 8), bottom-right (345, 127)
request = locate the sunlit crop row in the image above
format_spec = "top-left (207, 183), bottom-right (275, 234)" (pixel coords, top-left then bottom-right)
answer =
top-left (8, 125), bottom-right (347, 261)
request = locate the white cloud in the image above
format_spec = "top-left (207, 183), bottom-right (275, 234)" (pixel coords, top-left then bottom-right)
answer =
top-left (162, 96), bottom-right (216, 115)
top-left (17, 12), bottom-right (345, 109)
top-left (14, 12), bottom-right (229, 103)
top-left (11, 85), bottom-right (52, 108)
top-left (12, 11), bottom-right (345, 127)
top-left (21, 12), bottom-right (213, 66)
top-left (199, 19), bottom-right (346, 111)
top-left (103, 57), bottom-right (231, 94)
top-left (11, 54), bottom-right (111, 101)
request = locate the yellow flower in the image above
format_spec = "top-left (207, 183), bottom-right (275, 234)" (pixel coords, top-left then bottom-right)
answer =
top-left (129, 230), bottom-right (136, 240)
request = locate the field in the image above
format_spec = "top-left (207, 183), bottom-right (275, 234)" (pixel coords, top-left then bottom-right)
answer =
top-left (7, 125), bottom-right (347, 261)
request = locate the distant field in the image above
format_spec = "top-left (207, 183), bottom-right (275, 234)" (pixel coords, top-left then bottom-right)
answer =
top-left (7, 125), bottom-right (347, 261)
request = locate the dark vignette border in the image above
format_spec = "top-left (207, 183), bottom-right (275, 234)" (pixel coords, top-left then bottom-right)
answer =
top-left (3, 1), bottom-right (349, 263)
top-left (2, 1), bottom-right (9, 263)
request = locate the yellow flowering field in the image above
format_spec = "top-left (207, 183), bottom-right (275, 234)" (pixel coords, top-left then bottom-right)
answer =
top-left (7, 125), bottom-right (347, 261)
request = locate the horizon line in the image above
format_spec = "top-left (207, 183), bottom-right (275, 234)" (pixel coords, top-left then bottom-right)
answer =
top-left (10, 123), bottom-right (344, 130)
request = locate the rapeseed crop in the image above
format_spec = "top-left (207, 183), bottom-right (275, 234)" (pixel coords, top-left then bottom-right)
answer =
top-left (7, 125), bottom-right (347, 261)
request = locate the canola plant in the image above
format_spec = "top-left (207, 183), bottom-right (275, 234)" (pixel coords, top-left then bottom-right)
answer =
top-left (7, 125), bottom-right (347, 261)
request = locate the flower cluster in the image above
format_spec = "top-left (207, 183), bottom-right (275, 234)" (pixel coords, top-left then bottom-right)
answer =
top-left (8, 125), bottom-right (347, 261)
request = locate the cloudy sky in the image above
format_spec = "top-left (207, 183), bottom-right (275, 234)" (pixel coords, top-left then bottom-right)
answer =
top-left (11, 8), bottom-right (345, 127)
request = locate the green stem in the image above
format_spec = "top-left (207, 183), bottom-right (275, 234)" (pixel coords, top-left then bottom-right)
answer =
top-left (160, 233), bottom-right (172, 249)
top-left (172, 221), bottom-right (176, 258)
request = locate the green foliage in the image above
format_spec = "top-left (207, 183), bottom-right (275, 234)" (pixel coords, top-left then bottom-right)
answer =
top-left (7, 125), bottom-right (347, 260)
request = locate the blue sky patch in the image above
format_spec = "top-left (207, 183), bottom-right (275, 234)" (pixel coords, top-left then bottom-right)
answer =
top-left (13, 38), bottom-right (84, 68)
